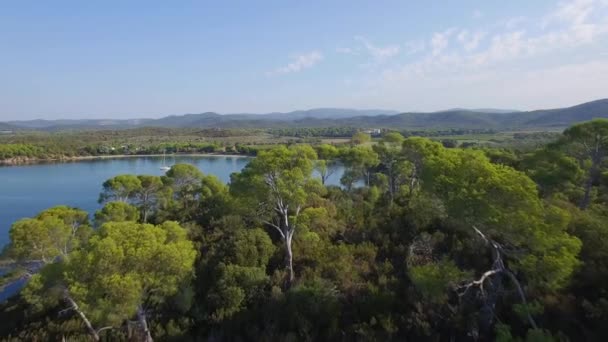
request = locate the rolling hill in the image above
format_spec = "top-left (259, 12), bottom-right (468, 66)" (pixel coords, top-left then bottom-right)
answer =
top-left (2, 99), bottom-right (608, 131)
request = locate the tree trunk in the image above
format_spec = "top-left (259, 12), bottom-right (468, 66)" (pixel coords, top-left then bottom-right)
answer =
top-left (64, 293), bottom-right (99, 341)
top-left (137, 305), bottom-right (153, 342)
top-left (580, 151), bottom-right (602, 210)
top-left (580, 163), bottom-right (598, 209)
top-left (580, 174), bottom-right (593, 209)
top-left (285, 230), bottom-right (295, 286)
top-left (388, 167), bottom-right (395, 203)
top-left (458, 227), bottom-right (538, 330)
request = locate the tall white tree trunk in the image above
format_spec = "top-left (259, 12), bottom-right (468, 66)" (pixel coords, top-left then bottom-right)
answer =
top-left (285, 230), bottom-right (295, 285)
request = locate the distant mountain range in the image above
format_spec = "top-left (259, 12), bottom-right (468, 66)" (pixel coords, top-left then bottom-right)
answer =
top-left (439, 108), bottom-right (522, 114)
top-left (2, 99), bottom-right (608, 131)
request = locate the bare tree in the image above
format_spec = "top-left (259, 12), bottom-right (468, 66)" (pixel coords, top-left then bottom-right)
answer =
top-left (456, 227), bottom-right (537, 330)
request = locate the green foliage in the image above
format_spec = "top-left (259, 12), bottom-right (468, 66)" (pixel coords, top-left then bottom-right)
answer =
top-left (207, 264), bottom-right (268, 321)
top-left (525, 329), bottom-right (558, 342)
top-left (521, 149), bottom-right (583, 196)
top-left (561, 119), bottom-right (608, 208)
top-left (136, 175), bottom-right (166, 222)
top-left (382, 131), bottom-right (405, 144)
top-left (65, 221), bottom-right (196, 326)
top-left (340, 145), bottom-right (379, 187)
top-left (229, 228), bottom-right (275, 268)
top-left (0, 144), bottom-right (47, 160)
top-left (281, 279), bottom-right (341, 340)
top-left (231, 145), bottom-right (319, 219)
top-left (409, 259), bottom-right (469, 304)
top-left (99, 174), bottom-right (142, 203)
top-left (8, 206), bottom-right (90, 263)
top-left (94, 201), bottom-right (140, 225)
top-left (162, 164), bottom-right (205, 221)
top-left (315, 144), bottom-right (339, 160)
top-left (351, 131), bottom-right (372, 145)
top-left (5, 120), bottom-right (608, 341)
top-left (414, 142), bottom-right (581, 291)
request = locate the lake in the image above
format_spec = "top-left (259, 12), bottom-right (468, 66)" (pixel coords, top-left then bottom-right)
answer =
top-left (0, 155), bottom-right (344, 248)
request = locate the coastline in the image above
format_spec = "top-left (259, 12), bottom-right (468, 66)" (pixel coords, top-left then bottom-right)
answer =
top-left (0, 152), bottom-right (253, 166)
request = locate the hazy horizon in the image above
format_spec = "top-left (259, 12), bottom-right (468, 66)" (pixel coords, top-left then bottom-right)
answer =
top-left (8, 98), bottom-right (608, 122)
top-left (2, 0), bottom-right (608, 120)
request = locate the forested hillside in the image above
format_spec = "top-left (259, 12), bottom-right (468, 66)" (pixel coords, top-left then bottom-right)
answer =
top-left (1, 119), bottom-right (607, 341)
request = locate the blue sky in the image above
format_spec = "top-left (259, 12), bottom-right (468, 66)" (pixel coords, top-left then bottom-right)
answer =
top-left (1, 0), bottom-right (608, 120)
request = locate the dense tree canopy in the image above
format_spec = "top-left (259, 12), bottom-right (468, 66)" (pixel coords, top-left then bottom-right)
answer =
top-left (2, 120), bottom-right (608, 341)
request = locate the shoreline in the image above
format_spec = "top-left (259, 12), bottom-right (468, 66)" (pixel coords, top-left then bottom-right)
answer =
top-left (0, 152), bottom-right (253, 166)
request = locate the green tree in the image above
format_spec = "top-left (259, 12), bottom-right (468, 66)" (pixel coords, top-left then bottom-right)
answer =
top-left (99, 175), bottom-right (142, 203)
top-left (135, 175), bottom-right (166, 223)
top-left (315, 144), bottom-right (340, 185)
top-left (382, 131), bottom-right (405, 145)
top-left (401, 137), bottom-right (443, 197)
top-left (163, 164), bottom-right (205, 221)
top-left (231, 145), bottom-right (318, 285)
top-left (9, 206), bottom-right (90, 264)
top-left (351, 131), bottom-right (371, 145)
top-left (373, 134), bottom-right (411, 201)
top-left (521, 148), bottom-right (583, 197)
top-left (94, 201), bottom-right (140, 225)
top-left (405, 140), bottom-right (582, 333)
top-left (340, 146), bottom-right (379, 187)
top-left (63, 221), bottom-right (196, 341)
top-left (8, 207), bottom-right (96, 339)
top-left (561, 119), bottom-right (608, 209)
top-left (196, 173), bottom-right (232, 226)
top-left (422, 147), bottom-right (581, 290)
top-left (195, 224), bottom-right (275, 323)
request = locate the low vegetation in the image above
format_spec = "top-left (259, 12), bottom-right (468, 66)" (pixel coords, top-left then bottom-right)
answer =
top-left (0, 126), bottom-right (561, 165)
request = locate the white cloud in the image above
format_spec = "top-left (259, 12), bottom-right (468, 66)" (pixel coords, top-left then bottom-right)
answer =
top-left (471, 30), bottom-right (526, 66)
top-left (354, 36), bottom-right (400, 62)
top-left (412, 0), bottom-right (608, 68)
top-left (472, 9), bottom-right (483, 19)
top-left (346, 0), bottom-right (608, 110)
top-left (336, 47), bottom-right (355, 54)
top-left (272, 51), bottom-right (323, 75)
top-left (348, 57), bottom-right (608, 112)
top-left (430, 28), bottom-right (456, 56)
top-left (547, 0), bottom-right (595, 26)
top-left (504, 16), bottom-right (527, 29)
top-left (541, 0), bottom-right (608, 42)
top-left (404, 40), bottom-right (426, 55)
top-left (457, 30), bottom-right (486, 52)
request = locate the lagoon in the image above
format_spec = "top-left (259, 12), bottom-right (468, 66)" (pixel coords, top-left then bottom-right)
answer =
top-left (0, 155), bottom-right (253, 247)
top-left (0, 155), bottom-right (345, 248)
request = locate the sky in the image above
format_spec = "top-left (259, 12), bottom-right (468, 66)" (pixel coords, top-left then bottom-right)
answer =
top-left (1, 0), bottom-right (608, 120)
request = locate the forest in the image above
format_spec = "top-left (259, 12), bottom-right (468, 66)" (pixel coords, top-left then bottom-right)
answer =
top-left (0, 119), bottom-right (607, 341)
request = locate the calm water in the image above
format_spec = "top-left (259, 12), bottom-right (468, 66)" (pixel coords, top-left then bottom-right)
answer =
top-left (0, 155), bottom-right (344, 248)
top-left (0, 155), bottom-right (251, 247)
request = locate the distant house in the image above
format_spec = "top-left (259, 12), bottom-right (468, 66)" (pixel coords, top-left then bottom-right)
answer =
top-left (0, 130), bottom-right (13, 134)
top-left (363, 128), bottom-right (382, 136)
